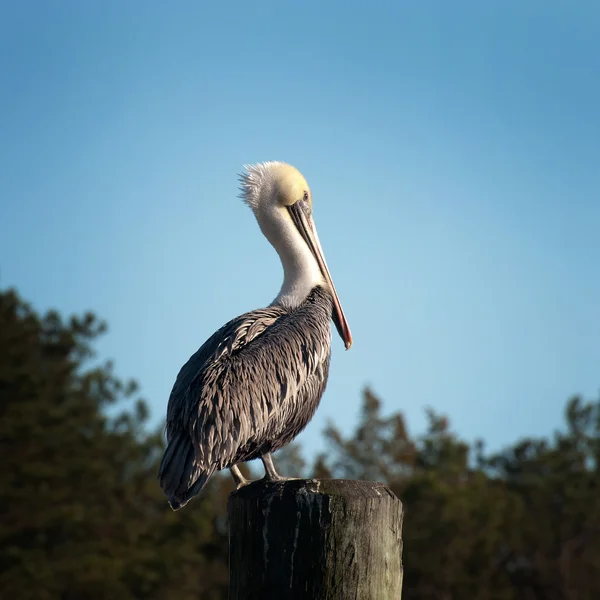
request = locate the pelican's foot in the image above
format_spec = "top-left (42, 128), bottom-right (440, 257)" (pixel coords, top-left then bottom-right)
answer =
top-left (262, 473), bottom-right (292, 483)
top-left (230, 464), bottom-right (253, 489)
top-left (260, 452), bottom-right (291, 482)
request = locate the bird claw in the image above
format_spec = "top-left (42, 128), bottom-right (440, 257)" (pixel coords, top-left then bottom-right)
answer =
top-left (262, 474), bottom-right (290, 483)
top-left (230, 464), bottom-right (253, 489)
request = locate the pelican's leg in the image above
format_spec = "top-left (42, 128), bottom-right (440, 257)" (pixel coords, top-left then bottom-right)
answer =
top-left (230, 464), bottom-right (251, 489)
top-left (261, 452), bottom-right (289, 482)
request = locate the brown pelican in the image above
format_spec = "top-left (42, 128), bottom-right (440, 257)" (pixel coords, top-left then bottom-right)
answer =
top-left (158, 161), bottom-right (352, 510)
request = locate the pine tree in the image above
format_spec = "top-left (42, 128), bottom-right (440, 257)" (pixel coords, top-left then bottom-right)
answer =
top-left (0, 287), bottom-right (229, 600)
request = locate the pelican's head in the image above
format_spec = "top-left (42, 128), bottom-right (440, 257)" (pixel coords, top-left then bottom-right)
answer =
top-left (238, 161), bottom-right (352, 350)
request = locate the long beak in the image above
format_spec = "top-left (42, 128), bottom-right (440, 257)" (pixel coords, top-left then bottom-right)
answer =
top-left (288, 203), bottom-right (353, 349)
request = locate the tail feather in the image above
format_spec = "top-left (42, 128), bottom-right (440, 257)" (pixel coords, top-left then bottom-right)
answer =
top-left (158, 433), bottom-right (216, 510)
top-left (167, 470), bottom-right (215, 510)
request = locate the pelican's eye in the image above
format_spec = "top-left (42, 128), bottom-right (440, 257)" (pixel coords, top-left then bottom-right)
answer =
top-left (303, 191), bottom-right (309, 201)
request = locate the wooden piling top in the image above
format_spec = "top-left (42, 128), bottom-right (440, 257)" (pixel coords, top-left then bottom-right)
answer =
top-left (228, 479), bottom-right (403, 600)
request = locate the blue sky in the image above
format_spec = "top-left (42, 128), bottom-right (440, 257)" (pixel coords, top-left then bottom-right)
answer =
top-left (1, 1), bottom-right (599, 459)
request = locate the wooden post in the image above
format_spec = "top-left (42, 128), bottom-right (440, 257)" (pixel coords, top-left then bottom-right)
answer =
top-left (228, 479), bottom-right (403, 600)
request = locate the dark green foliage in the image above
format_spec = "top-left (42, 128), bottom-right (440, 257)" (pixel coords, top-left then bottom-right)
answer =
top-left (0, 288), bottom-right (230, 600)
top-left (1, 285), bottom-right (598, 599)
top-left (318, 387), bottom-right (600, 600)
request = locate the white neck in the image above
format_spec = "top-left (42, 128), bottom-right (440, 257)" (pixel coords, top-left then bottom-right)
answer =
top-left (255, 206), bottom-right (324, 309)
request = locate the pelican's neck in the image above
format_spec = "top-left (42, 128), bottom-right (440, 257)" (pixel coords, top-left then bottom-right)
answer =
top-left (274, 244), bottom-right (323, 309)
top-left (256, 206), bottom-right (324, 309)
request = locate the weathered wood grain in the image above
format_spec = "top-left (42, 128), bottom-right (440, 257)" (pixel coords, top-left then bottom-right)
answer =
top-left (228, 479), bottom-right (403, 600)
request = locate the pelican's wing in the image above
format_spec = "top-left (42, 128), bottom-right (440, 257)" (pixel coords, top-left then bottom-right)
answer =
top-left (165, 306), bottom-right (286, 437)
top-left (189, 292), bottom-right (331, 470)
top-left (159, 287), bottom-right (332, 509)
top-left (159, 306), bottom-right (287, 507)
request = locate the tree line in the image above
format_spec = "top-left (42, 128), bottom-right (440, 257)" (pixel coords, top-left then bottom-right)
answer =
top-left (1, 286), bottom-right (598, 599)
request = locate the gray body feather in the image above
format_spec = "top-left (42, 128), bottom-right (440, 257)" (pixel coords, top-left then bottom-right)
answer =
top-left (158, 286), bottom-right (333, 508)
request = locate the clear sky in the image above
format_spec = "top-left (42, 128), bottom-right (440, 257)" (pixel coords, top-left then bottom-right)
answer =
top-left (1, 1), bottom-right (599, 459)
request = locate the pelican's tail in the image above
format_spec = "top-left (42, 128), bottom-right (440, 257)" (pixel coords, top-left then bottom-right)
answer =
top-left (158, 433), bottom-right (216, 511)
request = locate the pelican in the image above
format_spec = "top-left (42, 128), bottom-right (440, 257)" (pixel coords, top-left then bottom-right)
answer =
top-left (158, 161), bottom-right (352, 510)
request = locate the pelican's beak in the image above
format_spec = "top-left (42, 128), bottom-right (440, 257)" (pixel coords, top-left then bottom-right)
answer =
top-left (288, 203), bottom-right (353, 349)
